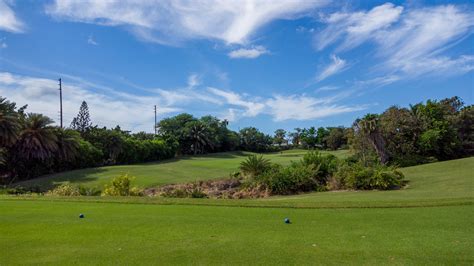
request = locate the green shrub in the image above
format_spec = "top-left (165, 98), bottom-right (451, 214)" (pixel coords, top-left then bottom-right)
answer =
top-left (302, 151), bottom-right (338, 176)
top-left (78, 186), bottom-right (101, 196)
top-left (258, 162), bottom-right (323, 195)
top-left (102, 174), bottom-right (143, 196)
top-left (334, 162), bottom-right (405, 190)
top-left (240, 155), bottom-right (271, 178)
top-left (46, 183), bottom-right (81, 196)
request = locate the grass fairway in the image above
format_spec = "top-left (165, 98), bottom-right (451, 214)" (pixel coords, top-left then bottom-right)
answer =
top-left (1, 157), bottom-right (473, 264)
top-left (0, 201), bottom-right (472, 265)
top-left (17, 149), bottom-right (350, 190)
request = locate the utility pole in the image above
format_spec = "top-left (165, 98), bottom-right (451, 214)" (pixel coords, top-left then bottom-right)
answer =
top-left (59, 78), bottom-right (63, 128)
top-left (154, 105), bottom-right (157, 135)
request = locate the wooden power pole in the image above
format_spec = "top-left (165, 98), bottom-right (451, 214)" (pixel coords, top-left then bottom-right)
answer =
top-left (59, 78), bottom-right (63, 128)
top-left (154, 105), bottom-right (157, 135)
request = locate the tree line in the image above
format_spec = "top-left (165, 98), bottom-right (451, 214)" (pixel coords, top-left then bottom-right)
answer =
top-left (0, 95), bottom-right (472, 184)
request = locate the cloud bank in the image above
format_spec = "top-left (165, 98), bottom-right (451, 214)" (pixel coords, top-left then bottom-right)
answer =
top-left (46, 0), bottom-right (328, 45)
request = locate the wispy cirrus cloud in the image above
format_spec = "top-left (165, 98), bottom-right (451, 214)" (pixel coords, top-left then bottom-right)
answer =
top-left (228, 45), bottom-right (269, 59)
top-left (266, 94), bottom-right (366, 122)
top-left (0, 71), bottom-right (366, 131)
top-left (0, 72), bottom-right (179, 132)
top-left (315, 3), bottom-right (403, 51)
top-left (315, 3), bottom-right (474, 83)
top-left (87, 35), bottom-right (98, 45)
top-left (45, 0), bottom-right (328, 45)
top-left (207, 87), bottom-right (265, 117)
top-left (316, 54), bottom-right (347, 82)
top-left (0, 0), bottom-right (25, 33)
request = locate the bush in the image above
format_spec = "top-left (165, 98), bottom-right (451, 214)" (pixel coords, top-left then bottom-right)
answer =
top-left (258, 162), bottom-right (323, 195)
top-left (240, 155), bottom-right (271, 178)
top-left (101, 174), bottom-right (143, 196)
top-left (78, 186), bottom-right (101, 196)
top-left (334, 162), bottom-right (405, 190)
top-left (301, 151), bottom-right (338, 184)
top-left (46, 183), bottom-right (81, 196)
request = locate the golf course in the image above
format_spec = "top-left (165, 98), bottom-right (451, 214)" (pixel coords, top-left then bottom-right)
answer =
top-left (2, 0), bottom-right (474, 264)
top-left (1, 152), bottom-right (473, 264)
top-left (16, 149), bottom-right (350, 190)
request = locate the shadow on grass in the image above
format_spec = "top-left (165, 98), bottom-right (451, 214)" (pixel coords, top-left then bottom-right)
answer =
top-left (13, 168), bottom-right (107, 191)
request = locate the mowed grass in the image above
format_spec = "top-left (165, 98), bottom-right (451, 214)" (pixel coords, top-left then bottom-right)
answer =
top-left (17, 149), bottom-right (350, 190)
top-left (1, 157), bottom-right (473, 264)
top-left (0, 201), bottom-right (472, 265)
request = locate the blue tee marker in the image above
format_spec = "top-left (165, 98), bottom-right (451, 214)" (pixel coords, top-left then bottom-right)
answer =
top-left (79, 214), bottom-right (85, 218)
top-left (284, 218), bottom-right (290, 224)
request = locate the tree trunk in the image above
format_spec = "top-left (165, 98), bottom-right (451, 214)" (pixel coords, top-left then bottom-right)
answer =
top-left (369, 131), bottom-right (389, 164)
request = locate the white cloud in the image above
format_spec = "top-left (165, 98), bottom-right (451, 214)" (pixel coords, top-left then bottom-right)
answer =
top-left (45, 0), bottom-right (328, 45)
top-left (0, 71), bottom-right (366, 131)
top-left (0, 0), bottom-right (25, 33)
top-left (316, 85), bottom-right (339, 92)
top-left (207, 87), bottom-right (265, 117)
top-left (316, 54), bottom-right (347, 82)
top-left (0, 72), bottom-right (179, 132)
top-left (315, 3), bottom-right (403, 51)
top-left (187, 74), bottom-right (200, 88)
top-left (0, 37), bottom-right (7, 48)
top-left (355, 75), bottom-right (400, 88)
top-left (228, 45), bottom-right (269, 59)
top-left (220, 108), bottom-right (238, 122)
top-left (316, 4), bottom-right (474, 82)
top-left (266, 94), bottom-right (365, 121)
top-left (375, 5), bottom-right (474, 78)
top-left (87, 35), bottom-right (98, 45)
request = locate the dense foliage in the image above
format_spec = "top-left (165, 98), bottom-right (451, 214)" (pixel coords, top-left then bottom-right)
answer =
top-left (1, 95), bottom-right (471, 185)
top-left (157, 151), bottom-right (405, 198)
top-left (0, 97), bottom-right (176, 184)
top-left (350, 96), bottom-right (473, 166)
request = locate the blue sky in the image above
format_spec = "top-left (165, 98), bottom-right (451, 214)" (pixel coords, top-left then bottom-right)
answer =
top-left (0, 0), bottom-right (473, 134)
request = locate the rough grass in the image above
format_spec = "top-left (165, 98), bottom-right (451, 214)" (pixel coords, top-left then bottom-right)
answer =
top-left (16, 149), bottom-right (350, 190)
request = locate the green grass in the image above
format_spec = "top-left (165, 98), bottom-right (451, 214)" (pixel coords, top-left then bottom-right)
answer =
top-left (2, 156), bottom-right (473, 264)
top-left (0, 201), bottom-right (472, 265)
top-left (17, 149), bottom-right (350, 190)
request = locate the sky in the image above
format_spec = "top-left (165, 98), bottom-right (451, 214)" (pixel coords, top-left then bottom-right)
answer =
top-left (0, 0), bottom-right (473, 134)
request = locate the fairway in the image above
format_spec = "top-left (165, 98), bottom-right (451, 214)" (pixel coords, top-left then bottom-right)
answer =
top-left (17, 149), bottom-right (350, 190)
top-left (1, 157), bottom-right (473, 264)
top-left (0, 201), bottom-right (472, 265)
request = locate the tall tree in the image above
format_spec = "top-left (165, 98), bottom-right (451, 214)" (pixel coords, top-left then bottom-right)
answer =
top-left (70, 101), bottom-right (92, 133)
top-left (55, 128), bottom-right (81, 162)
top-left (186, 121), bottom-right (211, 155)
top-left (289, 128), bottom-right (302, 146)
top-left (0, 97), bottom-right (23, 147)
top-left (356, 114), bottom-right (389, 164)
top-left (301, 127), bottom-right (318, 148)
top-left (273, 129), bottom-right (287, 146)
top-left (16, 113), bottom-right (58, 161)
top-left (325, 127), bottom-right (346, 150)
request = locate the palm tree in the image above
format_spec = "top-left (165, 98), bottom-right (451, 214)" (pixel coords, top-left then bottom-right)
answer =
top-left (240, 155), bottom-right (271, 178)
top-left (357, 114), bottom-right (389, 164)
top-left (55, 128), bottom-right (81, 162)
top-left (0, 97), bottom-right (21, 147)
top-left (16, 113), bottom-right (58, 161)
top-left (187, 121), bottom-right (212, 155)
